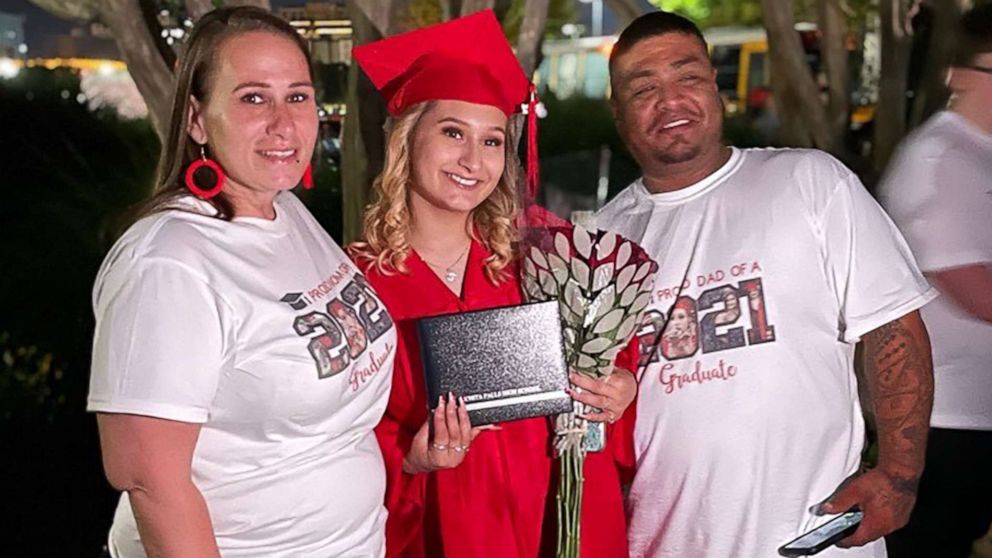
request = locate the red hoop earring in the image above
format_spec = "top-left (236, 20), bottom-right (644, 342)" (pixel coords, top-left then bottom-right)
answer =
top-left (302, 163), bottom-right (314, 190)
top-left (185, 146), bottom-right (225, 199)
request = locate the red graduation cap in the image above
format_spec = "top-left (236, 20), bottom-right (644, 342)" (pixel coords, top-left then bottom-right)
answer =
top-left (352, 10), bottom-right (543, 198)
top-left (352, 10), bottom-right (529, 117)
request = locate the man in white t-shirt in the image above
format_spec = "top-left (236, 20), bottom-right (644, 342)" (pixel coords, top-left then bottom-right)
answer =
top-left (597, 11), bottom-right (937, 558)
top-left (879, 6), bottom-right (992, 557)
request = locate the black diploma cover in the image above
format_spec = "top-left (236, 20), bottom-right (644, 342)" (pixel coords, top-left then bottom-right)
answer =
top-left (417, 300), bottom-right (573, 425)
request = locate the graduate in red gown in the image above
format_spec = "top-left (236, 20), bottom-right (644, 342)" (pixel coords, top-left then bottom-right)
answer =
top-left (349, 11), bottom-right (638, 558)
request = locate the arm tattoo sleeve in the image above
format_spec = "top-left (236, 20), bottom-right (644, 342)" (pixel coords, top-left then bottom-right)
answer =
top-left (861, 310), bottom-right (934, 492)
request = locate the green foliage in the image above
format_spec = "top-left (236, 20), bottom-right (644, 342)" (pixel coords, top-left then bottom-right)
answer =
top-left (315, 62), bottom-right (349, 104)
top-left (649, 0), bottom-right (877, 29)
top-left (539, 94), bottom-right (618, 157)
top-left (402, 0), bottom-right (445, 30)
top-left (649, 0), bottom-right (764, 28)
top-left (0, 331), bottom-right (66, 423)
top-left (536, 93), bottom-right (641, 197)
top-left (502, 0), bottom-right (576, 41)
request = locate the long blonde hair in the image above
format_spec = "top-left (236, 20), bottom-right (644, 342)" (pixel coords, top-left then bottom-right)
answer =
top-left (351, 101), bottom-right (522, 283)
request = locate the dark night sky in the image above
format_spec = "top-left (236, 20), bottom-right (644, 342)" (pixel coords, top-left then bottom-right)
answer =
top-left (3, 0), bottom-right (74, 53)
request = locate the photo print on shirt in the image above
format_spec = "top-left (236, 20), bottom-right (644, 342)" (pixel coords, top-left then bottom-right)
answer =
top-left (284, 267), bottom-right (394, 383)
top-left (636, 260), bottom-right (776, 393)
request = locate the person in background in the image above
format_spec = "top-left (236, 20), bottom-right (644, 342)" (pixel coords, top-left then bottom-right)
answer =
top-left (349, 11), bottom-right (638, 558)
top-left (598, 10), bottom-right (936, 558)
top-left (880, 5), bottom-right (992, 557)
top-left (88, 7), bottom-right (396, 556)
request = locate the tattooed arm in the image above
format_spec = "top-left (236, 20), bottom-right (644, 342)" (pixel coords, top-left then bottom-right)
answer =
top-left (821, 310), bottom-right (934, 547)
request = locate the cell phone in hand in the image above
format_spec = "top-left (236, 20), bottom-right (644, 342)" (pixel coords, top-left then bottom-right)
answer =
top-left (778, 509), bottom-right (863, 557)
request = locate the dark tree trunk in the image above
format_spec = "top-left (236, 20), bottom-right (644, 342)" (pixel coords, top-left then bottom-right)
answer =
top-left (761, 0), bottom-right (833, 148)
top-left (517, 0), bottom-right (550, 75)
top-left (872, 0), bottom-right (915, 174)
top-left (817, 0), bottom-right (850, 150)
top-left (100, 0), bottom-right (176, 141)
top-left (907, 0), bottom-right (960, 128)
top-left (341, 0), bottom-right (390, 242)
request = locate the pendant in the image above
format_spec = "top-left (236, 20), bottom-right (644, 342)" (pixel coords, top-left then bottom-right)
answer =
top-left (444, 271), bottom-right (457, 282)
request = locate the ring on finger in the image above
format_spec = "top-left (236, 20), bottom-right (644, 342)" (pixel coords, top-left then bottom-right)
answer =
top-left (452, 445), bottom-right (465, 453)
top-left (431, 442), bottom-right (448, 451)
top-left (607, 411), bottom-right (616, 424)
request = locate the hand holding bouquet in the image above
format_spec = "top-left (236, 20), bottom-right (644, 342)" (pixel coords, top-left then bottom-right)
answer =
top-left (521, 225), bottom-right (658, 558)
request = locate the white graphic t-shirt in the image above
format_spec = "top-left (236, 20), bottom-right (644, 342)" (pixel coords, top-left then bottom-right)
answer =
top-left (880, 111), bottom-right (992, 430)
top-left (89, 192), bottom-right (396, 558)
top-left (596, 148), bottom-right (935, 558)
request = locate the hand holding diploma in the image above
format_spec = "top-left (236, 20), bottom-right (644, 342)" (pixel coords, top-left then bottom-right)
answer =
top-left (403, 392), bottom-right (500, 474)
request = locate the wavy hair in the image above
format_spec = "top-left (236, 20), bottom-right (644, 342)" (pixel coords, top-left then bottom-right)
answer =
top-left (351, 102), bottom-right (522, 283)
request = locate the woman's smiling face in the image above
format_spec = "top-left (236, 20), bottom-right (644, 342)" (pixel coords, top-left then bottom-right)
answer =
top-left (407, 99), bottom-right (509, 215)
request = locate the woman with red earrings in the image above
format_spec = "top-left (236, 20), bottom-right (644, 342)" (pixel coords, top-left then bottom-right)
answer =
top-left (87, 7), bottom-right (395, 557)
top-left (349, 11), bottom-right (637, 558)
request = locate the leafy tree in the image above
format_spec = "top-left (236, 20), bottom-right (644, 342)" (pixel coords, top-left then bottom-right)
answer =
top-left (652, 0), bottom-right (763, 27)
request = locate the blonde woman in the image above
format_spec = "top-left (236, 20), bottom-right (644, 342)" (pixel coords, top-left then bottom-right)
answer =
top-left (349, 11), bottom-right (638, 558)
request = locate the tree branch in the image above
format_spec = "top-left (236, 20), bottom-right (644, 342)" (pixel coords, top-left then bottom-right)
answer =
top-left (29, 0), bottom-right (101, 20)
top-left (516, 0), bottom-right (549, 76)
top-left (99, 0), bottom-right (175, 141)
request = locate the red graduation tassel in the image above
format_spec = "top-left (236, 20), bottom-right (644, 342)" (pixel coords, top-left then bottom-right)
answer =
top-left (526, 84), bottom-right (540, 200)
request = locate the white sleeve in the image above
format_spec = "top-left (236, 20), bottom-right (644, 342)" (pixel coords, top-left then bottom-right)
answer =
top-left (88, 258), bottom-right (232, 423)
top-left (820, 174), bottom-right (937, 343)
top-left (883, 157), bottom-right (990, 271)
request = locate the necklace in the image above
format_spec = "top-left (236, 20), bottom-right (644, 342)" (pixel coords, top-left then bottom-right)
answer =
top-left (421, 244), bottom-right (471, 283)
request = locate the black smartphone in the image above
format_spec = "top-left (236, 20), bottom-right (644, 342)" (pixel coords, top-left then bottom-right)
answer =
top-left (778, 510), bottom-right (863, 557)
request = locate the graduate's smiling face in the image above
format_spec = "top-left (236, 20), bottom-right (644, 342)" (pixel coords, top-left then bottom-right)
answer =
top-left (408, 99), bottom-right (508, 215)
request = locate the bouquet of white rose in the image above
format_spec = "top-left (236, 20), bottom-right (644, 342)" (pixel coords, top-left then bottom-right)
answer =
top-left (521, 224), bottom-right (658, 558)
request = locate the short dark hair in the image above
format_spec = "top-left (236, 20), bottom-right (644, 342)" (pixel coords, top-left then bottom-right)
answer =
top-left (951, 3), bottom-right (992, 67)
top-left (609, 10), bottom-right (708, 70)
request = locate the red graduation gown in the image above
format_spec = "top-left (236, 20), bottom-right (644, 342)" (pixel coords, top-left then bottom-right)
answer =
top-left (361, 241), bottom-right (633, 558)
